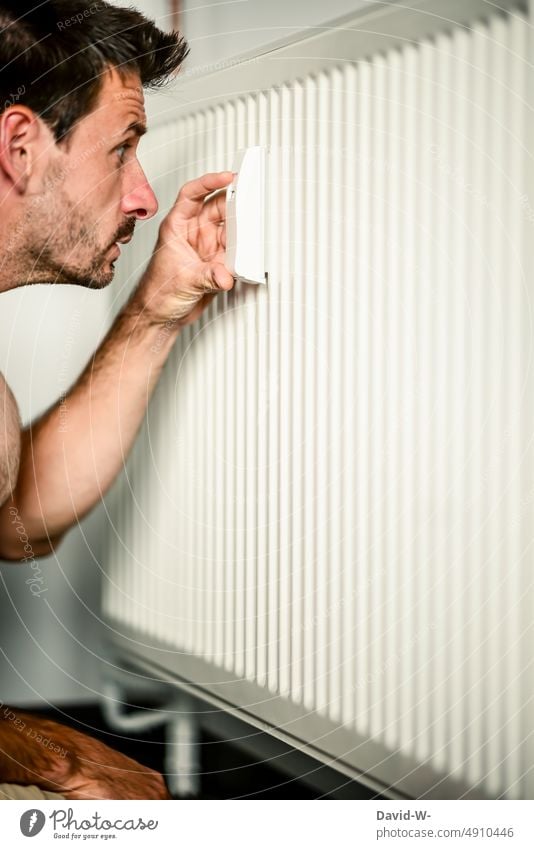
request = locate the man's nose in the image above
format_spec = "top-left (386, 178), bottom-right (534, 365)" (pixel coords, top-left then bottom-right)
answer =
top-left (121, 164), bottom-right (159, 220)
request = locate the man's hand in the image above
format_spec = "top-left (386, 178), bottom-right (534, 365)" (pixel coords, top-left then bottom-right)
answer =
top-left (136, 170), bottom-right (236, 328)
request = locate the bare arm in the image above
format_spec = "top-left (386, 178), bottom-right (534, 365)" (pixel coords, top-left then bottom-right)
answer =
top-left (0, 298), bottom-right (178, 557)
top-left (0, 171), bottom-right (234, 559)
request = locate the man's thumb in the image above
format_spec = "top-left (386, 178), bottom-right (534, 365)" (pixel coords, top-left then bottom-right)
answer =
top-left (212, 263), bottom-right (234, 291)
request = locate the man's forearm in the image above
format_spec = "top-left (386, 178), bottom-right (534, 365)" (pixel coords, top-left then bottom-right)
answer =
top-left (0, 284), bottom-right (180, 555)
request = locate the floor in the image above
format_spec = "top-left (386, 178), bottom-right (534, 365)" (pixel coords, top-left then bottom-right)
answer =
top-left (36, 703), bottom-right (383, 799)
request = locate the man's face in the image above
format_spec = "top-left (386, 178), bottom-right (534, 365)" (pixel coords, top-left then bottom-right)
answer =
top-left (23, 67), bottom-right (158, 289)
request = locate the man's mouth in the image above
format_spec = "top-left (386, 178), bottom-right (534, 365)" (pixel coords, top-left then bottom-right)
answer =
top-left (108, 235), bottom-right (133, 257)
top-left (106, 221), bottom-right (135, 262)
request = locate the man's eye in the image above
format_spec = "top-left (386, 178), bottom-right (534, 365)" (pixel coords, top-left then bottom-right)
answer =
top-left (115, 143), bottom-right (132, 162)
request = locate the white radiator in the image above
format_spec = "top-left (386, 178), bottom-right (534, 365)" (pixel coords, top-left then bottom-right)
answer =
top-left (103, 0), bottom-right (534, 799)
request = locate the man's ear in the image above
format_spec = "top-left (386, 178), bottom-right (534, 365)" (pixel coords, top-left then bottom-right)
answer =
top-left (0, 107), bottom-right (45, 193)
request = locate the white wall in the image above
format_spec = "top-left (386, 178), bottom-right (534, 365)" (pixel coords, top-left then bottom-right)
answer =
top-left (180, 0), bottom-right (369, 70)
top-left (113, 0), bottom-right (370, 71)
top-left (0, 287), bottom-right (112, 706)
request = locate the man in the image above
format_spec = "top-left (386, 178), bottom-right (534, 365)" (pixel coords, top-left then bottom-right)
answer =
top-left (0, 0), bottom-right (235, 799)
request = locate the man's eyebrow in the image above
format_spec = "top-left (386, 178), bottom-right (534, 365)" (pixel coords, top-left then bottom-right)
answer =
top-left (123, 120), bottom-right (147, 138)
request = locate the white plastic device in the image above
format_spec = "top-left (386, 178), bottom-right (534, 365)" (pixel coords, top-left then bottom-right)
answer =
top-left (225, 146), bottom-right (267, 285)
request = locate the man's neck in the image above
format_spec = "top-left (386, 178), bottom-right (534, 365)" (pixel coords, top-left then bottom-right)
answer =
top-left (0, 203), bottom-right (36, 293)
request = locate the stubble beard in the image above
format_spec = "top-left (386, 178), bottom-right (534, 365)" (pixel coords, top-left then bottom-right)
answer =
top-left (8, 179), bottom-right (134, 290)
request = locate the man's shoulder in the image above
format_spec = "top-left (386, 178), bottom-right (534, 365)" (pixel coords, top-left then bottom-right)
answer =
top-left (0, 372), bottom-right (21, 507)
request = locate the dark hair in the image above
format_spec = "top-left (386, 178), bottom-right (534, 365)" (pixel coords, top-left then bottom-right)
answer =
top-left (0, 0), bottom-right (189, 141)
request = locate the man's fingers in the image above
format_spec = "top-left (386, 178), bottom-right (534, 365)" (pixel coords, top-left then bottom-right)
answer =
top-left (175, 171), bottom-right (234, 219)
top-left (200, 188), bottom-right (227, 225)
top-left (193, 191), bottom-right (227, 252)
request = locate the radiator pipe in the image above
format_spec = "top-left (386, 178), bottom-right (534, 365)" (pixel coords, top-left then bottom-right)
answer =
top-left (100, 681), bottom-right (200, 797)
top-left (101, 681), bottom-right (170, 731)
